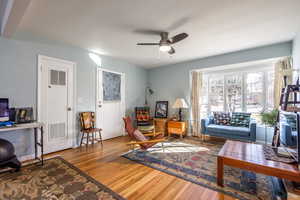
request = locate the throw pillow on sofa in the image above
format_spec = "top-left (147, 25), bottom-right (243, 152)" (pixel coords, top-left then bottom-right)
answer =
top-left (213, 112), bottom-right (231, 125)
top-left (230, 112), bottom-right (251, 127)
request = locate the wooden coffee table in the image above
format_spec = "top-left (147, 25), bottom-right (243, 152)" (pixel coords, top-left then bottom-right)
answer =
top-left (217, 140), bottom-right (300, 187)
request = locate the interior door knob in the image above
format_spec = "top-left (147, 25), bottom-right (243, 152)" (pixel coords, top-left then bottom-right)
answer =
top-left (67, 107), bottom-right (72, 111)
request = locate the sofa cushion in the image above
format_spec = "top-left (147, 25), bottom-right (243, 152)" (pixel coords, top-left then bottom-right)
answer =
top-left (230, 112), bottom-right (251, 127)
top-left (207, 124), bottom-right (250, 137)
top-left (137, 125), bottom-right (155, 132)
top-left (123, 116), bottom-right (135, 138)
top-left (133, 129), bottom-right (148, 141)
top-left (213, 112), bottom-right (231, 125)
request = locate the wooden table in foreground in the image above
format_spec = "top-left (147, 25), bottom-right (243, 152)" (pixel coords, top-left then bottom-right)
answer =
top-left (217, 140), bottom-right (300, 187)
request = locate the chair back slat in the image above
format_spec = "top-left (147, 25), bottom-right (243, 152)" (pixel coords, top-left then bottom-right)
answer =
top-left (80, 112), bottom-right (95, 130)
top-left (135, 107), bottom-right (151, 126)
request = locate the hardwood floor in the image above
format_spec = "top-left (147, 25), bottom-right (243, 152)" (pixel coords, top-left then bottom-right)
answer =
top-left (45, 136), bottom-right (236, 200)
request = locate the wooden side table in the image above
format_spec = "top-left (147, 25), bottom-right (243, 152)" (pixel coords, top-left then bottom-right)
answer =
top-left (154, 118), bottom-right (168, 135)
top-left (167, 121), bottom-right (187, 138)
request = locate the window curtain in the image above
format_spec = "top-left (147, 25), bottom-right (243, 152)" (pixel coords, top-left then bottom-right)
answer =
top-left (191, 71), bottom-right (202, 137)
top-left (274, 56), bottom-right (293, 108)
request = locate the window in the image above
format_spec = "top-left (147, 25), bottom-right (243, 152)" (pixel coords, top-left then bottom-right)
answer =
top-left (208, 77), bottom-right (224, 112)
top-left (266, 71), bottom-right (275, 110)
top-left (246, 72), bottom-right (263, 112)
top-left (225, 74), bottom-right (242, 112)
top-left (200, 65), bottom-right (274, 117)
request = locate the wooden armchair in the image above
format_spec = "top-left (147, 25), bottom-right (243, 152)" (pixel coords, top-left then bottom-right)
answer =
top-left (135, 107), bottom-right (155, 135)
top-left (123, 116), bottom-right (166, 150)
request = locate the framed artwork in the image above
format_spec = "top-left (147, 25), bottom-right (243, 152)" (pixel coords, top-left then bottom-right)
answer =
top-left (15, 107), bottom-right (34, 123)
top-left (103, 71), bottom-right (121, 101)
top-left (155, 101), bottom-right (168, 118)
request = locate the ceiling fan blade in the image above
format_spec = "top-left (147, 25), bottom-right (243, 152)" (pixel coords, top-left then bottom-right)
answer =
top-left (137, 43), bottom-right (159, 45)
top-left (170, 33), bottom-right (188, 44)
top-left (168, 47), bottom-right (175, 55)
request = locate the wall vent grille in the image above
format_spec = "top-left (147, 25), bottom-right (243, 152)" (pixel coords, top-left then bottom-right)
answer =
top-left (49, 123), bottom-right (66, 139)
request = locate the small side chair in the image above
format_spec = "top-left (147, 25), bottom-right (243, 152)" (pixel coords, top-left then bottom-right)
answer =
top-left (79, 112), bottom-right (103, 147)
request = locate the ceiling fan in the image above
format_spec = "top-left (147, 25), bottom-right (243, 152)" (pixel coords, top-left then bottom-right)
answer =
top-left (137, 32), bottom-right (188, 55)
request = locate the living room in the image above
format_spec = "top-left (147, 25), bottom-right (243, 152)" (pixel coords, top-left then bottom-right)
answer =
top-left (0, 0), bottom-right (300, 199)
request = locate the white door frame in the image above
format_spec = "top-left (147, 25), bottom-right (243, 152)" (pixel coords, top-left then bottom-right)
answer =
top-left (37, 55), bottom-right (77, 149)
top-left (96, 67), bottom-right (126, 137)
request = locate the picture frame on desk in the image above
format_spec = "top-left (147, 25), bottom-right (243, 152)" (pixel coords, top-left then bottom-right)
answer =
top-left (15, 107), bottom-right (34, 124)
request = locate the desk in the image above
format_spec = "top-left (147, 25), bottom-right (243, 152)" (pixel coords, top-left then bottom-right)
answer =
top-left (0, 122), bottom-right (44, 165)
top-left (167, 121), bottom-right (187, 139)
top-left (217, 140), bottom-right (300, 187)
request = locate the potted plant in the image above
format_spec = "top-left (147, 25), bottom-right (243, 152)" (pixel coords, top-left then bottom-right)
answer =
top-left (261, 109), bottom-right (278, 127)
top-left (260, 109), bottom-right (278, 144)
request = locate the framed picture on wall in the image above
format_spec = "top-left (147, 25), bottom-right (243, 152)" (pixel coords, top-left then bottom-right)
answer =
top-left (155, 101), bottom-right (168, 118)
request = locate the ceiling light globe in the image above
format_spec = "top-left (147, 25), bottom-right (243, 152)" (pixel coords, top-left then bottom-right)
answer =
top-left (159, 44), bottom-right (171, 52)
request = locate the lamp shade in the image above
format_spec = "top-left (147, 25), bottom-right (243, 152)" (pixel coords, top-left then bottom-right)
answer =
top-left (172, 98), bottom-right (188, 109)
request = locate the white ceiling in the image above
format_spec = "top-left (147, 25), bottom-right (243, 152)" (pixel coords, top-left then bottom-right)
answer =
top-left (14, 0), bottom-right (300, 68)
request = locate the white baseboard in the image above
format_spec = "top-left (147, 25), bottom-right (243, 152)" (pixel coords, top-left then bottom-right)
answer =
top-left (18, 154), bottom-right (35, 162)
top-left (18, 145), bottom-right (79, 162)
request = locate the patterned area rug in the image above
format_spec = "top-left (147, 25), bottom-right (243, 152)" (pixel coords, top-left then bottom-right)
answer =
top-left (122, 139), bottom-right (276, 200)
top-left (0, 157), bottom-right (124, 200)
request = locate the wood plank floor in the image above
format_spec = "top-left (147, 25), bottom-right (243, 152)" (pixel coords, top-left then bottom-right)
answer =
top-left (46, 136), bottom-right (236, 200)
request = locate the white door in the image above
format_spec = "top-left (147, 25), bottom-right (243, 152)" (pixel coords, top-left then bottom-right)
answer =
top-left (96, 68), bottom-right (125, 140)
top-left (38, 55), bottom-right (75, 154)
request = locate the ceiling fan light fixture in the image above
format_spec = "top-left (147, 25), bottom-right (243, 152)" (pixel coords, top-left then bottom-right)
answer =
top-left (159, 44), bottom-right (171, 52)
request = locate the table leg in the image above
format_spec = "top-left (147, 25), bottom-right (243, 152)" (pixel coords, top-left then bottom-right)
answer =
top-left (41, 126), bottom-right (44, 165)
top-left (217, 156), bottom-right (224, 187)
top-left (34, 128), bottom-right (37, 160)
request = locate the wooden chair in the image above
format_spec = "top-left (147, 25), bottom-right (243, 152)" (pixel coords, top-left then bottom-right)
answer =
top-left (135, 107), bottom-right (155, 135)
top-left (123, 116), bottom-right (166, 150)
top-left (79, 112), bottom-right (103, 147)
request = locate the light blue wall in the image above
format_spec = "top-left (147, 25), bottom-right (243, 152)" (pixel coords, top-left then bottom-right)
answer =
top-left (0, 37), bottom-right (147, 158)
top-left (293, 31), bottom-right (300, 68)
top-left (148, 42), bottom-right (293, 118)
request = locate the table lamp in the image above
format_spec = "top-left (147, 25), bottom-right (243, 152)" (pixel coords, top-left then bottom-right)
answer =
top-left (172, 98), bottom-right (188, 121)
